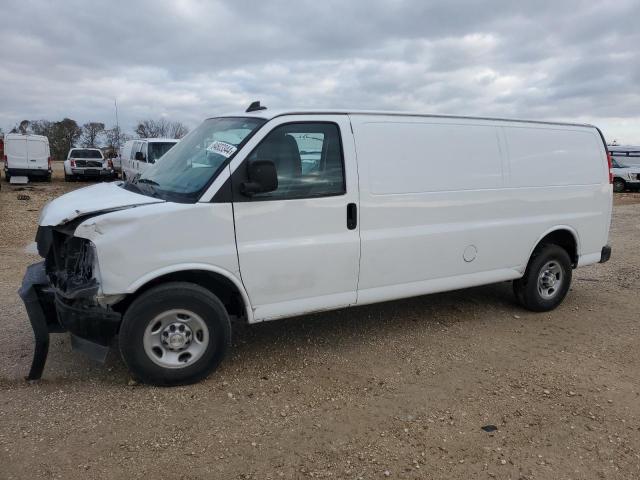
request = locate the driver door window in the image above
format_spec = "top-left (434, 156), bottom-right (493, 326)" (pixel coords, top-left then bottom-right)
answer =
top-left (247, 123), bottom-right (345, 200)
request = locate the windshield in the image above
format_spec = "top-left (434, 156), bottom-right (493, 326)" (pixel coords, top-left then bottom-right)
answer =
top-left (70, 149), bottom-right (102, 159)
top-left (148, 142), bottom-right (178, 163)
top-left (128, 117), bottom-right (265, 201)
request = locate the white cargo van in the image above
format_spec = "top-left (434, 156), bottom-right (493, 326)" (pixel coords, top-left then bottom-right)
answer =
top-left (3, 133), bottom-right (51, 181)
top-left (20, 105), bottom-right (612, 386)
top-left (121, 138), bottom-right (179, 180)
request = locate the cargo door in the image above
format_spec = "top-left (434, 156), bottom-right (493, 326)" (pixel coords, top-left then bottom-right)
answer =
top-left (7, 136), bottom-right (28, 170)
top-left (232, 116), bottom-right (361, 321)
top-left (27, 137), bottom-right (48, 171)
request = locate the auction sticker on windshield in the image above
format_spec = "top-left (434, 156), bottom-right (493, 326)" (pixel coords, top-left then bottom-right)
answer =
top-left (206, 141), bottom-right (237, 158)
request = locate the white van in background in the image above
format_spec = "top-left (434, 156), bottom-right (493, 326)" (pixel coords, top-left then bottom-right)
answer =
top-left (121, 138), bottom-right (179, 180)
top-left (21, 106), bottom-right (612, 386)
top-left (3, 133), bottom-right (51, 182)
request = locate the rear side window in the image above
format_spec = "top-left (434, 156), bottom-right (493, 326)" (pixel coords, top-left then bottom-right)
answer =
top-left (247, 123), bottom-right (345, 200)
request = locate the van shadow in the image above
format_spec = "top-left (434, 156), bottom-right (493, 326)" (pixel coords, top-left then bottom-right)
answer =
top-left (5, 282), bottom-right (518, 387)
top-left (228, 281), bottom-right (518, 365)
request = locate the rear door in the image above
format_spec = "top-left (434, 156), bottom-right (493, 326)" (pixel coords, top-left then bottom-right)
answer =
top-left (27, 137), bottom-right (48, 171)
top-left (6, 136), bottom-right (28, 170)
top-left (231, 115), bottom-right (361, 321)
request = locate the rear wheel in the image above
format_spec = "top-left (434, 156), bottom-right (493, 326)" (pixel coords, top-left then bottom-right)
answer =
top-left (513, 244), bottom-right (572, 312)
top-left (119, 282), bottom-right (232, 386)
top-left (613, 178), bottom-right (626, 193)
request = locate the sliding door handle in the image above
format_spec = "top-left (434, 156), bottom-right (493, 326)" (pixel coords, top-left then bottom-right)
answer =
top-left (347, 203), bottom-right (357, 230)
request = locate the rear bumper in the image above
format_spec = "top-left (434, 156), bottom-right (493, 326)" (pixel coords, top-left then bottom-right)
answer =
top-left (6, 167), bottom-right (51, 177)
top-left (70, 168), bottom-right (115, 178)
top-left (600, 245), bottom-right (612, 263)
top-left (19, 262), bottom-right (122, 379)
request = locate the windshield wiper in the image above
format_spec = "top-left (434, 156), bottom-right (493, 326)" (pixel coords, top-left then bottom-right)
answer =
top-left (136, 178), bottom-right (160, 186)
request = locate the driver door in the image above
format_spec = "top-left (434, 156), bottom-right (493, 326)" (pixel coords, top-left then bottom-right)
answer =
top-left (231, 116), bottom-right (361, 321)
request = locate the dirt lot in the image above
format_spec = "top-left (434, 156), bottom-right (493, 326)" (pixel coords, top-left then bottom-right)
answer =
top-left (1, 162), bottom-right (639, 479)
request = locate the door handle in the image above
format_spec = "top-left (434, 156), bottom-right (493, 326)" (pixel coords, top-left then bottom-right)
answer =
top-left (347, 203), bottom-right (357, 230)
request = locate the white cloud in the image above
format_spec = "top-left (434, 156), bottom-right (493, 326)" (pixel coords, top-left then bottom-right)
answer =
top-left (1, 0), bottom-right (639, 143)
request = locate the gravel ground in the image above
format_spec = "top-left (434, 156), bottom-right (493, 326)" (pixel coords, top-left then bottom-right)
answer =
top-left (1, 162), bottom-right (639, 479)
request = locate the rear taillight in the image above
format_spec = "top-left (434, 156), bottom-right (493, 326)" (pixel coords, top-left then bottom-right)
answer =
top-left (607, 152), bottom-right (613, 184)
top-left (47, 156), bottom-right (52, 170)
top-left (70, 159), bottom-right (76, 167)
top-left (108, 159), bottom-right (113, 169)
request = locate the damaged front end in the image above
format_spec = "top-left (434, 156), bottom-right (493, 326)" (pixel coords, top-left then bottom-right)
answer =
top-left (20, 222), bottom-right (121, 380)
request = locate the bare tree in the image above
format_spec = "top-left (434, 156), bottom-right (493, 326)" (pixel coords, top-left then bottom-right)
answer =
top-left (81, 122), bottom-right (105, 148)
top-left (104, 125), bottom-right (130, 151)
top-left (135, 118), bottom-right (189, 139)
top-left (30, 120), bottom-right (54, 137)
top-left (167, 121), bottom-right (189, 139)
top-left (10, 120), bottom-right (31, 134)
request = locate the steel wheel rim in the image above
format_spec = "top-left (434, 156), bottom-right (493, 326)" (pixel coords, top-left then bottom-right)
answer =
top-left (143, 309), bottom-right (210, 369)
top-left (537, 260), bottom-right (563, 300)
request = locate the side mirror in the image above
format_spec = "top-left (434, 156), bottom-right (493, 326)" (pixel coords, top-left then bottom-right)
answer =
top-left (134, 151), bottom-right (145, 161)
top-left (241, 160), bottom-right (278, 196)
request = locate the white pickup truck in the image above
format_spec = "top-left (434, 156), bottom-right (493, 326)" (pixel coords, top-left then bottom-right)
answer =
top-left (64, 148), bottom-right (116, 181)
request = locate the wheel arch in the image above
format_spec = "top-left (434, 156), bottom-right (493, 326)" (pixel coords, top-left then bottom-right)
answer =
top-left (526, 226), bottom-right (580, 268)
top-left (120, 264), bottom-right (253, 322)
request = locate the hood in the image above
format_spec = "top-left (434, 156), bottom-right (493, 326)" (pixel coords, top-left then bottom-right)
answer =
top-left (39, 182), bottom-right (164, 226)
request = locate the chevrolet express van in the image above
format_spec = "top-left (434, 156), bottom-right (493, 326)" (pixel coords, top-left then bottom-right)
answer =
top-left (20, 105), bottom-right (613, 386)
top-left (3, 133), bottom-right (52, 181)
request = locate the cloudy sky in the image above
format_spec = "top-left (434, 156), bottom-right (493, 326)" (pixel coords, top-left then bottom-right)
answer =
top-left (1, 0), bottom-right (639, 143)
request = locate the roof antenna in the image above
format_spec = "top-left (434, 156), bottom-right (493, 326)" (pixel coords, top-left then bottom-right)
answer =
top-left (246, 101), bottom-right (267, 113)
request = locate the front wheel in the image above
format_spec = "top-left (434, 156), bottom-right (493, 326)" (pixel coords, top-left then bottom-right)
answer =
top-left (119, 282), bottom-right (231, 386)
top-left (513, 244), bottom-right (572, 312)
top-left (613, 178), bottom-right (625, 193)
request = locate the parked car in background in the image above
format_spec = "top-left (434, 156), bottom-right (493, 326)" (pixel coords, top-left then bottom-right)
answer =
top-left (121, 138), bottom-right (179, 180)
top-left (3, 133), bottom-right (51, 181)
top-left (609, 145), bottom-right (640, 167)
top-left (106, 150), bottom-right (122, 175)
top-left (64, 148), bottom-right (116, 181)
top-left (20, 106), bottom-right (612, 386)
top-left (611, 156), bottom-right (640, 192)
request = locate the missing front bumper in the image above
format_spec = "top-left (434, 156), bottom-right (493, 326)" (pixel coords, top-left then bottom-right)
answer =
top-left (19, 261), bottom-right (122, 380)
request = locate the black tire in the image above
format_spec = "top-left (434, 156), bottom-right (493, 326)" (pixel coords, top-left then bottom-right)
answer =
top-left (4, 173), bottom-right (10, 182)
top-left (513, 244), bottom-right (572, 312)
top-left (613, 178), bottom-right (625, 193)
top-left (119, 282), bottom-right (231, 386)
top-left (64, 173), bottom-right (72, 182)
